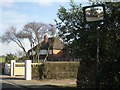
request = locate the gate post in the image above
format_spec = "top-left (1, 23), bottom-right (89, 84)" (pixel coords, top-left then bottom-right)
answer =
top-left (10, 60), bottom-right (15, 76)
top-left (25, 60), bottom-right (31, 80)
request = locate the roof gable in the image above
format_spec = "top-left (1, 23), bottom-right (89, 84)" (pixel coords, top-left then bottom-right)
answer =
top-left (53, 37), bottom-right (64, 49)
top-left (28, 37), bottom-right (64, 52)
top-left (41, 36), bottom-right (64, 50)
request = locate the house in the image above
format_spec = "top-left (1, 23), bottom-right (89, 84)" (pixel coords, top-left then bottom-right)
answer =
top-left (28, 35), bottom-right (73, 61)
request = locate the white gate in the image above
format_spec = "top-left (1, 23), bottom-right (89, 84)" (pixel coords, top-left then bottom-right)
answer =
top-left (14, 62), bottom-right (25, 76)
top-left (8, 60), bottom-right (42, 80)
top-left (10, 60), bottom-right (25, 76)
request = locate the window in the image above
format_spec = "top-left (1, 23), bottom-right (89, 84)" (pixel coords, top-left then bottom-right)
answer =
top-left (29, 51), bottom-right (36, 55)
top-left (40, 50), bottom-right (52, 55)
top-left (49, 50), bottom-right (52, 54)
top-left (29, 52), bottom-right (32, 55)
top-left (40, 50), bottom-right (47, 55)
top-left (33, 51), bottom-right (36, 55)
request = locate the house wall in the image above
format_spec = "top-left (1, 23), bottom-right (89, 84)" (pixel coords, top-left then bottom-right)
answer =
top-left (53, 50), bottom-right (61, 54)
top-left (48, 50), bottom-right (64, 60)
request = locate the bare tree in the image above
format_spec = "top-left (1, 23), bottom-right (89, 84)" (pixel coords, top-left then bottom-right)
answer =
top-left (22, 22), bottom-right (56, 62)
top-left (0, 26), bottom-right (30, 59)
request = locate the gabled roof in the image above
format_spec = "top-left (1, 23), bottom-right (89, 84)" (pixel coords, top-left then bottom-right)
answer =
top-left (28, 36), bottom-right (64, 52)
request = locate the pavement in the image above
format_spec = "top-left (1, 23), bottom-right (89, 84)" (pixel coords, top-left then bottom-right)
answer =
top-left (0, 74), bottom-right (77, 89)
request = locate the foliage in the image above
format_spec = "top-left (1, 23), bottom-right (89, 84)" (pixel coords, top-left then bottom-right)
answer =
top-left (99, 61), bottom-right (120, 88)
top-left (32, 62), bottom-right (79, 79)
top-left (5, 53), bottom-right (15, 62)
top-left (76, 60), bottom-right (96, 88)
top-left (55, 1), bottom-right (97, 60)
top-left (56, 1), bottom-right (120, 88)
top-left (56, 1), bottom-right (120, 61)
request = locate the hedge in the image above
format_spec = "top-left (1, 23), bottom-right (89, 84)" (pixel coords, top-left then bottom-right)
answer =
top-left (32, 62), bottom-right (80, 79)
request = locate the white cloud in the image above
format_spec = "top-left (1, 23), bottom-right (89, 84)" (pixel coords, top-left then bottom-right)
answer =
top-left (33, 0), bottom-right (89, 5)
top-left (0, 9), bottom-right (30, 55)
top-left (0, 0), bottom-right (88, 2)
top-left (0, 0), bottom-right (89, 6)
top-left (2, 10), bottom-right (28, 24)
top-left (0, 0), bottom-right (15, 2)
top-left (0, 10), bottom-right (28, 36)
top-left (0, 2), bottom-right (14, 8)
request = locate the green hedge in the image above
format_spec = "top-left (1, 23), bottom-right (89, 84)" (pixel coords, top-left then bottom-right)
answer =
top-left (32, 62), bottom-right (79, 79)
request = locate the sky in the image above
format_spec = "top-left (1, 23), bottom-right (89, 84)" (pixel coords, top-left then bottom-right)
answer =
top-left (0, 0), bottom-right (119, 56)
top-left (0, 0), bottom-right (91, 56)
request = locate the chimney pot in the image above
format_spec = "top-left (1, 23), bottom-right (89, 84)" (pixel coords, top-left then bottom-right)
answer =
top-left (44, 35), bottom-right (48, 43)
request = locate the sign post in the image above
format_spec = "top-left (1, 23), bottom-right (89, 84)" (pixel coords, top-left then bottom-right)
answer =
top-left (83, 4), bottom-right (105, 88)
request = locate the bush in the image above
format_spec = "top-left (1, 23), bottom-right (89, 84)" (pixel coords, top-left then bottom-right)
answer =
top-left (32, 62), bottom-right (79, 79)
top-left (77, 60), bottom-right (120, 89)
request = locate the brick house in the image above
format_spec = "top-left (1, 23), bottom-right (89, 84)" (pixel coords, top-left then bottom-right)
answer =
top-left (28, 35), bottom-right (73, 61)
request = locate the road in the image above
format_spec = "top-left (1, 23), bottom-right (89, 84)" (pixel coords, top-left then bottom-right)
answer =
top-left (0, 74), bottom-right (76, 90)
top-left (0, 75), bottom-right (29, 90)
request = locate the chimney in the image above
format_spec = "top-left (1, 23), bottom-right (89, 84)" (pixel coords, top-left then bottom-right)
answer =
top-left (44, 35), bottom-right (48, 43)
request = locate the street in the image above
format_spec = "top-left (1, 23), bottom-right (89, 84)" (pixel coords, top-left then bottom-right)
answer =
top-left (0, 74), bottom-right (76, 90)
top-left (1, 75), bottom-right (29, 90)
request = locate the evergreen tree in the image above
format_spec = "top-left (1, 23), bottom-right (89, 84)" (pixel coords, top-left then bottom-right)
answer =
top-left (56, 1), bottom-right (120, 88)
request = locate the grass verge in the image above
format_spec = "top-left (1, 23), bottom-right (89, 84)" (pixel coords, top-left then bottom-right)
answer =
top-left (44, 84), bottom-right (80, 88)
